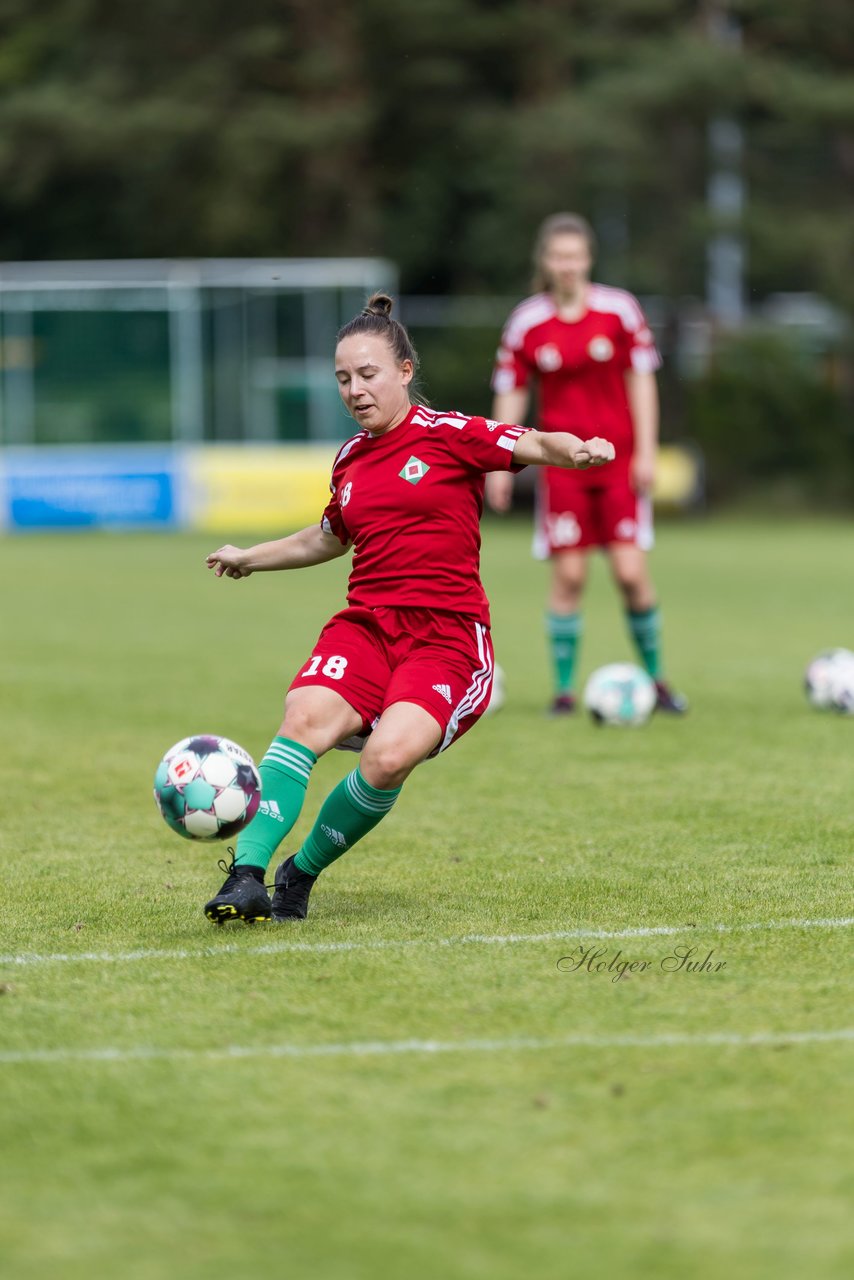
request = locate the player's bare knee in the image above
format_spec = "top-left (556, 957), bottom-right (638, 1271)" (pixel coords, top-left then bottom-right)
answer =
top-left (613, 568), bottom-right (638, 597)
top-left (361, 741), bottom-right (417, 790)
top-left (552, 560), bottom-right (586, 605)
top-left (618, 575), bottom-right (654, 612)
top-left (552, 584), bottom-right (584, 612)
top-left (554, 585), bottom-right (584, 611)
top-left (280, 705), bottom-right (312, 740)
top-left (280, 693), bottom-right (351, 752)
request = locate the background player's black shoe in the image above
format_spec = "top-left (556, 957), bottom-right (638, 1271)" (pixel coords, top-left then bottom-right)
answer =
top-left (548, 693), bottom-right (576, 716)
top-left (271, 854), bottom-right (317, 921)
top-left (654, 680), bottom-right (688, 714)
top-left (204, 854), bottom-right (272, 925)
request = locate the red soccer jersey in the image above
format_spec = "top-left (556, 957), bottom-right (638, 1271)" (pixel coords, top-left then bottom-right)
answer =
top-left (491, 285), bottom-right (661, 473)
top-left (321, 404), bottom-right (528, 625)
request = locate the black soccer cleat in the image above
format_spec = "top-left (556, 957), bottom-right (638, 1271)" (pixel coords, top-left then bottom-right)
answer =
top-left (548, 693), bottom-right (577, 716)
top-left (271, 854), bottom-right (317, 922)
top-left (204, 853), bottom-right (272, 925)
top-left (654, 680), bottom-right (688, 715)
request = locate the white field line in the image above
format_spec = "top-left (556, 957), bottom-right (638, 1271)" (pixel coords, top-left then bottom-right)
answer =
top-left (1, 1027), bottom-right (852, 1067)
top-left (1, 915), bottom-right (852, 969)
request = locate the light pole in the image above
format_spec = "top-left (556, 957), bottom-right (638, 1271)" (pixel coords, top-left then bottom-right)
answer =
top-left (705, 3), bottom-right (745, 327)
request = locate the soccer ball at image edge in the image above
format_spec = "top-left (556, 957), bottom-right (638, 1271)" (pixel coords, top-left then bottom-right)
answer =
top-left (153, 734), bottom-right (262, 841)
top-left (827, 660), bottom-right (854, 715)
top-left (583, 663), bottom-right (657, 727)
top-left (804, 649), bottom-right (854, 711)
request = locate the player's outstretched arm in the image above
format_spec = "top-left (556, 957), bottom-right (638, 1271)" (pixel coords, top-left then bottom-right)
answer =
top-left (513, 430), bottom-right (615, 471)
top-left (206, 525), bottom-right (350, 579)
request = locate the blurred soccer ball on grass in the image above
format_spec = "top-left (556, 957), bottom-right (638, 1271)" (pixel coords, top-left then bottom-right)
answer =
top-left (583, 663), bottom-right (656, 726)
top-left (804, 649), bottom-right (854, 712)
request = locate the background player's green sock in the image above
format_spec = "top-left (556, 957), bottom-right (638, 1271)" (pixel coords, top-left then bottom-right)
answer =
top-left (546, 611), bottom-right (583, 693)
top-left (627, 606), bottom-right (662, 679)
top-left (295, 768), bottom-right (401, 876)
top-left (234, 737), bottom-right (317, 871)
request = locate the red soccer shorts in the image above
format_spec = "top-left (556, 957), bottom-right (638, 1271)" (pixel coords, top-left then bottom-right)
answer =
top-left (533, 466), bottom-right (654, 557)
top-left (289, 606), bottom-right (495, 755)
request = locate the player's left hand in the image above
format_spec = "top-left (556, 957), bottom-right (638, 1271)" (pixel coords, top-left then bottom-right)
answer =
top-left (574, 437), bottom-right (615, 469)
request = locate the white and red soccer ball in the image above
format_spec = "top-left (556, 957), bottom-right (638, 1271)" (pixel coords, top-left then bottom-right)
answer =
top-left (153, 735), bottom-right (261, 840)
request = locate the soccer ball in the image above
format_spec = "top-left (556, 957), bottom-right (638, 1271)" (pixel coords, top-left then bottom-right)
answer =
top-left (583, 663), bottom-right (656, 726)
top-left (804, 649), bottom-right (854, 711)
top-left (484, 663), bottom-right (506, 716)
top-left (153, 735), bottom-right (262, 841)
top-left (832, 669), bottom-right (854, 714)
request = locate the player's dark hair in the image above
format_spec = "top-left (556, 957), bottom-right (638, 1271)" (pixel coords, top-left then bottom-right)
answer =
top-left (337, 293), bottom-right (426, 403)
top-left (532, 212), bottom-right (597, 291)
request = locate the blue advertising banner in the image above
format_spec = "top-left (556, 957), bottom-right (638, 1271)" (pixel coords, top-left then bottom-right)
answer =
top-left (2, 448), bottom-right (179, 530)
top-left (0, 442), bottom-right (702, 533)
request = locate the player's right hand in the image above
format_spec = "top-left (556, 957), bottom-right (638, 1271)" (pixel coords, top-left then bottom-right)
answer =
top-left (205, 546), bottom-right (252, 579)
top-left (485, 471), bottom-right (514, 513)
top-left (574, 437), bottom-right (615, 469)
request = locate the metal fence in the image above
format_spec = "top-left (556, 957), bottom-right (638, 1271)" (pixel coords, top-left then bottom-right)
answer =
top-left (0, 258), bottom-right (397, 447)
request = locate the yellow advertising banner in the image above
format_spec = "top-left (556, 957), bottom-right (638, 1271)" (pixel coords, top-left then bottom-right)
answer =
top-left (185, 440), bottom-right (703, 534)
top-left (653, 444), bottom-right (703, 510)
top-left (187, 446), bottom-right (334, 532)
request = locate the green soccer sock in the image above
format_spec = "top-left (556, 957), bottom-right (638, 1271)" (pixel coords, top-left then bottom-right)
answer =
top-left (294, 768), bottom-right (402, 877)
top-left (627, 606), bottom-right (662, 679)
top-left (234, 737), bottom-right (317, 871)
top-left (546, 611), bottom-right (583, 694)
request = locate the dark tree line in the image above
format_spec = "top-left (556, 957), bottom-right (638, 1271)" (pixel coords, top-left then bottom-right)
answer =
top-left (0, 0), bottom-right (853, 308)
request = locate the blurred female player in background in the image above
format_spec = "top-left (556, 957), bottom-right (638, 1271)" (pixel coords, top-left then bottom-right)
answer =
top-left (202, 293), bottom-right (614, 924)
top-left (486, 212), bottom-right (686, 715)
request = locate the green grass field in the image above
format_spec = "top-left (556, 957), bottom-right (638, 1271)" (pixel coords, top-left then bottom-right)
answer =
top-left (1, 515), bottom-right (852, 1280)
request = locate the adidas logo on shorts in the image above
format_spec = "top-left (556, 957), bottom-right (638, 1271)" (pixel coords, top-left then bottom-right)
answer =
top-left (432, 683), bottom-right (453, 704)
top-left (321, 824), bottom-right (347, 849)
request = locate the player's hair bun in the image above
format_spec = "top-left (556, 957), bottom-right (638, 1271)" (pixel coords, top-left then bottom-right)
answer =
top-left (362, 292), bottom-right (394, 319)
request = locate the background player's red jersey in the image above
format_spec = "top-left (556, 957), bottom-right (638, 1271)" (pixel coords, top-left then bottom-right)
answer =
top-left (491, 284), bottom-right (660, 476)
top-left (321, 404), bottom-right (528, 625)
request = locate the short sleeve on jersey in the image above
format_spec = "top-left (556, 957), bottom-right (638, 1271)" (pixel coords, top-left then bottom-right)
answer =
top-left (627, 322), bottom-right (661, 374)
top-left (435, 413), bottom-right (531, 473)
top-left (319, 433), bottom-right (364, 544)
top-left (492, 341), bottom-right (532, 394)
top-left (590, 286), bottom-right (661, 375)
top-left (491, 294), bottom-right (555, 394)
top-left (320, 490), bottom-right (349, 545)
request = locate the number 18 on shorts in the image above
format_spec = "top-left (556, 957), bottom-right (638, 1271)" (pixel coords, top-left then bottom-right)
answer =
top-left (302, 653), bottom-right (349, 682)
top-left (289, 605), bottom-right (495, 754)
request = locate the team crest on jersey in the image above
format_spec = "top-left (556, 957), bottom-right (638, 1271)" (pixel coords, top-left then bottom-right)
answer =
top-left (399, 456), bottom-right (430, 485)
top-left (535, 343), bottom-right (563, 372)
top-left (588, 335), bottom-right (615, 362)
